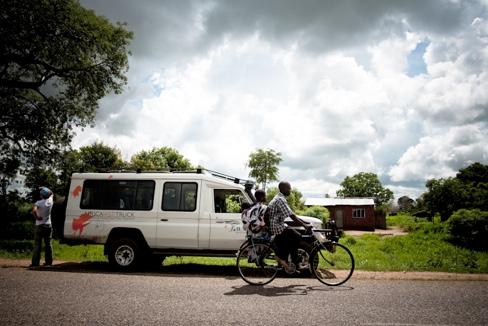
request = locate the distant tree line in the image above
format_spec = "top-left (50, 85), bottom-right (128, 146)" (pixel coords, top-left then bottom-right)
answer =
top-left (396, 162), bottom-right (488, 221)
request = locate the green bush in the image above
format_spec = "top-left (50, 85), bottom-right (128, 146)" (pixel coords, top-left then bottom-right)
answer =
top-left (0, 240), bottom-right (33, 253)
top-left (446, 209), bottom-right (488, 250)
top-left (0, 192), bottom-right (36, 240)
top-left (0, 192), bottom-right (32, 222)
top-left (0, 221), bottom-right (35, 240)
top-left (299, 206), bottom-right (330, 225)
top-left (387, 213), bottom-right (426, 232)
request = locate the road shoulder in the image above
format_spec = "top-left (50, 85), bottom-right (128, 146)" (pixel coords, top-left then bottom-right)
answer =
top-left (2, 258), bottom-right (487, 281)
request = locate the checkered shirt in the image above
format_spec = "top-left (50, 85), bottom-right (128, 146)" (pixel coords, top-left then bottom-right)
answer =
top-left (267, 192), bottom-right (292, 235)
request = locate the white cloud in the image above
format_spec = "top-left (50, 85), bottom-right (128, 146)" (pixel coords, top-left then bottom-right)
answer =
top-left (389, 124), bottom-right (488, 182)
top-left (72, 0), bottom-right (488, 200)
top-left (369, 32), bottom-right (422, 76)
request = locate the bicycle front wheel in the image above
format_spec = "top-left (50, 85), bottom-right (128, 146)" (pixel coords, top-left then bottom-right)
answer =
top-left (237, 243), bottom-right (279, 285)
top-left (310, 242), bottom-right (354, 286)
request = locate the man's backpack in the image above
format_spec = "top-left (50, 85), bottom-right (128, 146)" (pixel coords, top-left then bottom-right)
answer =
top-left (241, 203), bottom-right (267, 234)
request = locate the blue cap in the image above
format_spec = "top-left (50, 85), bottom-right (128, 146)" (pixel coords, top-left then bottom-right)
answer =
top-left (40, 187), bottom-right (51, 198)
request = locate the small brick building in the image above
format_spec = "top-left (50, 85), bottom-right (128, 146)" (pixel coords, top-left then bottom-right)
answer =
top-left (304, 197), bottom-right (376, 231)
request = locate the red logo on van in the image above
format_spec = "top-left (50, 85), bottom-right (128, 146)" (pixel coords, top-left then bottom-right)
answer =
top-left (72, 213), bottom-right (92, 235)
top-left (72, 185), bottom-right (82, 198)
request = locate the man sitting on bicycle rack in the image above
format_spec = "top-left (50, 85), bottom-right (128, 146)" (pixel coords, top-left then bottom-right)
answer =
top-left (241, 189), bottom-right (268, 238)
top-left (267, 181), bottom-right (312, 273)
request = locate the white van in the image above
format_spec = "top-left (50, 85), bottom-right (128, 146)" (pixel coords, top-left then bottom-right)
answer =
top-left (63, 169), bottom-right (322, 270)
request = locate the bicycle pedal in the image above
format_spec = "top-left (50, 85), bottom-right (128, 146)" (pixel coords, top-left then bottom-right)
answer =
top-left (284, 262), bottom-right (296, 274)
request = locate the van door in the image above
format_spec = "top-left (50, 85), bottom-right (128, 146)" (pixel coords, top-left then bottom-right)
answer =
top-left (156, 181), bottom-right (201, 249)
top-left (208, 188), bottom-right (247, 250)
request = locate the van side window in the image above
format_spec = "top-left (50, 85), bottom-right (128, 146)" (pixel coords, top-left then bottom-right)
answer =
top-left (214, 189), bottom-right (246, 213)
top-left (80, 180), bottom-right (155, 210)
top-left (162, 182), bottom-right (197, 211)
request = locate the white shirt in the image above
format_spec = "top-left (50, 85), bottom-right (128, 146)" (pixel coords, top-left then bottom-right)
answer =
top-left (35, 196), bottom-right (53, 226)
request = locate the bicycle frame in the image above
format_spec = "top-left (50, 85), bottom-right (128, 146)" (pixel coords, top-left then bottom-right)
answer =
top-left (236, 221), bottom-right (354, 286)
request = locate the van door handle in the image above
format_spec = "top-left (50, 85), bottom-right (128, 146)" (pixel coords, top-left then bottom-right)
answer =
top-left (160, 219), bottom-right (168, 222)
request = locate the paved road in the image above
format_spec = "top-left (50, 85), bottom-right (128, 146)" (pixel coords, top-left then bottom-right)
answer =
top-left (1, 266), bottom-right (487, 325)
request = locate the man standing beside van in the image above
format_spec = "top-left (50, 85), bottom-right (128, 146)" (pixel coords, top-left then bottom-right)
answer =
top-left (267, 181), bottom-right (311, 272)
top-left (30, 187), bottom-right (54, 267)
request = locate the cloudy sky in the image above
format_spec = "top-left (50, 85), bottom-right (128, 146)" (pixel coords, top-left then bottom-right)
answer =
top-left (76, 0), bottom-right (488, 200)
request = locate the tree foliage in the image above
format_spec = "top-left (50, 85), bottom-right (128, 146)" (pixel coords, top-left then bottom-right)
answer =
top-left (397, 195), bottom-right (415, 212)
top-left (72, 142), bottom-right (125, 173)
top-left (129, 147), bottom-right (193, 171)
top-left (423, 162), bottom-right (488, 221)
top-left (24, 167), bottom-right (62, 201)
top-left (424, 178), bottom-right (467, 222)
top-left (0, 0), bottom-right (132, 178)
top-left (266, 186), bottom-right (304, 212)
top-left (336, 172), bottom-right (393, 206)
top-left (456, 162), bottom-right (488, 185)
top-left (299, 205), bottom-right (330, 224)
top-left (247, 149), bottom-right (282, 192)
top-left (24, 142), bottom-right (125, 199)
top-left (446, 209), bottom-right (488, 250)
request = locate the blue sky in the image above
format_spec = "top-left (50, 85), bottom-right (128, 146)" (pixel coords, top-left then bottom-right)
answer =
top-left (407, 41), bottom-right (429, 77)
top-left (76, 0), bottom-right (488, 200)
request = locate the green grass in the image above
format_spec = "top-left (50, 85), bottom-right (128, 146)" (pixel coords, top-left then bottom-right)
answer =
top-left (387, 212), bottom-right (436, 231)
top-left (0, 240), bottom-right (106, 262)
top-left (0, 239), bottom-right (236, 266)
top-left (1, 214), bottom-right (487, 273)
top-left (346, 214), bottom-right (488, 273)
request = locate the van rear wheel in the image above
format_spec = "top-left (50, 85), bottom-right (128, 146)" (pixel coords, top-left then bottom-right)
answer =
top-left (108, 238), bottom-right (141, 270)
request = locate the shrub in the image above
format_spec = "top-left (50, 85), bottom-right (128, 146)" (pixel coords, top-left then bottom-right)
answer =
top-left (299, 206), bottom-right (330, 225)
top-left (0, 240), bottom-right (33, 253)
top-left (0, 192), bottom-right (32, 222)
top-left (0, 221), bottom-right (35, 240)
top-left (446, 209), bottom-right (488, 250)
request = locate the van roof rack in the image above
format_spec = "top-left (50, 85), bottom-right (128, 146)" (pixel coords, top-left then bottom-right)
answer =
top-left (200, 169), bottom-right (255, 187)
top-left (106, 168), bottom-right (255, 187)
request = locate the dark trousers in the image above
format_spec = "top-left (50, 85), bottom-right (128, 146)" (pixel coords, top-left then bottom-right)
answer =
top-left (273, 228), bottom-right (302, 262)
top-left (32, 224), bottom-right (53, 266)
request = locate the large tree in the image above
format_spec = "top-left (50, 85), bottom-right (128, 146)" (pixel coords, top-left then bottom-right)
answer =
top-left (423, 178), bottom-right (468, 221)
top-left (336, 172), bottom-right (394, 206)
top-left (397, 195), bottom-right (415, 212)
top-left (129, 147), bottom-right (193, 171)
top-left (0, 0), bottom-right (132, 179)
top-left (25, 142), bottom-right (125, 198)
top-left (266, 186), bottom-right (304, 212)
top-left (423, 162), bottom-right (488, 221)
top-left (247, 149), bottom-right (282, 192)
top-left (72, 142), bottom-right (125, 173)
top-left (456, 162), bottom-right (488, 185)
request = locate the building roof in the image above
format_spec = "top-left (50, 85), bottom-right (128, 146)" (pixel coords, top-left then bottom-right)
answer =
top-left (304, 197), bottom-right (375, 206)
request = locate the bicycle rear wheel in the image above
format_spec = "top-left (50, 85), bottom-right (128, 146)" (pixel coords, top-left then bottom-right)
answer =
top-left (310, 242), bottom-right (354, 286)
top-left (237, 243), bottom-right (279, 285)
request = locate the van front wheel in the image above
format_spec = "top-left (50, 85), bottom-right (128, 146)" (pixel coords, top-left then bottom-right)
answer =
top-left (108, 238), bottom-right (141, 270)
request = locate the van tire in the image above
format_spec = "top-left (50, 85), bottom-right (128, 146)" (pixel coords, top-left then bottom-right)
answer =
top-left (108, 238), bottom-right (142, 271)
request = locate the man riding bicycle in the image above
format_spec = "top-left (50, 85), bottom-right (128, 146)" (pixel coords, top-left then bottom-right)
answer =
top-left (267, 181), bottom-right (312, 272)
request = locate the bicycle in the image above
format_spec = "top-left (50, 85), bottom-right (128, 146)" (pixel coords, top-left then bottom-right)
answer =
top-left (236, 221), bottom-right (355, 286)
